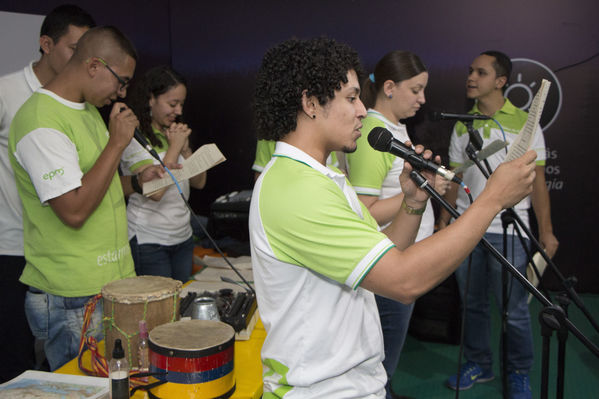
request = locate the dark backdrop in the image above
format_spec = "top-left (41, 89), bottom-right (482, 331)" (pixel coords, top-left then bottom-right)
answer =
top-left (2, 0), bottom-right (598, 293)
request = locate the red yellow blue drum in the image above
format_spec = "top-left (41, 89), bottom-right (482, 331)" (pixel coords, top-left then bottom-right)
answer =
top-left (148, 319), bottom-right (236, 398)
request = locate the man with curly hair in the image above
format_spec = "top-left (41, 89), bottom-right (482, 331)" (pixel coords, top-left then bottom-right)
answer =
top-left (249, 37), bottom-right (538, 398)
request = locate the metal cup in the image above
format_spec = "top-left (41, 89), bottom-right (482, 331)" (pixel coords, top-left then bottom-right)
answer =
top-left (191, 296), bottom-right (220, 321)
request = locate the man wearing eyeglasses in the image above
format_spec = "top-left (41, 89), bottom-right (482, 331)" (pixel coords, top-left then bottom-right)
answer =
top-left (8, 26), bottom-right (158, 370)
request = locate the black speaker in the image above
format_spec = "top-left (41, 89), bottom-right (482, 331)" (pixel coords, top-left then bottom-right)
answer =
top-left (408, 273), bottom-right (462, 344)
top-left (208, 190), bottom-right (252, 242)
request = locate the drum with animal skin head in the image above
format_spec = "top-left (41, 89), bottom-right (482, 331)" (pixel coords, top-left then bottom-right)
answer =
top-left (102, 275), bottom-right (182, 367)
top-left (148, 319), bottom-right (236, 398)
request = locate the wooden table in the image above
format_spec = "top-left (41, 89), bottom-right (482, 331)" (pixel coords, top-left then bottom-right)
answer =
top-left (55, 319), bottom-right (266, 399)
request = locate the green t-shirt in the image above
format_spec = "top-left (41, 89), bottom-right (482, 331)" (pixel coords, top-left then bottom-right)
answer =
top-left (347, 113), bottom-right (395, 194)
top-left (9, 90), bottom-right (135, 296)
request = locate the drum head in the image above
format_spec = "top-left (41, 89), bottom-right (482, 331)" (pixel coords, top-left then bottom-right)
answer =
top-left (149, 320), bottom-right (235, 358)
top-left (102, 275), bottom-right (182, 303)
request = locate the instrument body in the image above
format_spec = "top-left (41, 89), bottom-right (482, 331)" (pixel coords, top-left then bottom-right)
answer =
top-left (149, 319), bottom-right (236, 398)
top-left (102, 276), bottom-right (182, 366)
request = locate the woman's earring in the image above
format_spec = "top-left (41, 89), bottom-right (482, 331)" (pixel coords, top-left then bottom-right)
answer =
top-left (312, 115), bottom-right (316, 119)
top-left (388, 94), bottom-right (393, 99)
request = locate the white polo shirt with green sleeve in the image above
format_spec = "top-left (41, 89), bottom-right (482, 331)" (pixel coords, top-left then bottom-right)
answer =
top-left (120, 128), bottom-right (192, 245)
top-left (448, 98), bottom-right (546, 234)
top-left (249, 141), bottom-right (393, 398)
top-left (252, 139), bottom-right (339, 173)
top-left (9, 89), bottom-right (135, 297)
top-left (346, 110), bottom-right (435, 240)
top-left (0, 61), bottom-right (42, 256)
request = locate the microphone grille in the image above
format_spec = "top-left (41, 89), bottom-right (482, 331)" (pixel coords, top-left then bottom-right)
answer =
top-left (367, 127), bottom-right (392, 152)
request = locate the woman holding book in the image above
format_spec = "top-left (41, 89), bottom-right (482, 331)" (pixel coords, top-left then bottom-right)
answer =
top-left (121, 65), bottom-right (206, 282)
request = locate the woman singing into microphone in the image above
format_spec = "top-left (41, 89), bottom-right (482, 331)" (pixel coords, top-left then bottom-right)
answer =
top-left (121, 65), bottom-right (206, 282)
top-left (345, 51), bottom-right (449, 399)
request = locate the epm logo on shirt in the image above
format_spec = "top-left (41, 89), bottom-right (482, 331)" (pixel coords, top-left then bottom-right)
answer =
top-left (42, 167), bottom-right (64, 181)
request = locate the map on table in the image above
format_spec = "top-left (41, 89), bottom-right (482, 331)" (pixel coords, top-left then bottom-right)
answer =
top-left (0, 370), bottom-right (108, 399)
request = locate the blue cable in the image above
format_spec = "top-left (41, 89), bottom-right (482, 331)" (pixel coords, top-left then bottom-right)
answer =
top-left (163, 165), bottom-right (184, 195)
top-left (491, 118), bottom-right (508, 154)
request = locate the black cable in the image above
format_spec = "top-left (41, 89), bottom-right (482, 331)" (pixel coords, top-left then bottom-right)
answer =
top-left (179, 191), bottom-right (255, 295)
top-left (454, 253), bottom-right (472, 399)
top-left (553, 51), bottom-right (599, 73)
top-left (454, 189), bottom-right (474, 399)
top-left (132, 128), bottom-right (254, 295)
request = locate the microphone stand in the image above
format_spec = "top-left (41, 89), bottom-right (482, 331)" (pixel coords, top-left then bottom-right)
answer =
top-left (464, 121), bottom-right (510, 397)
top-left (410, 168), bottom-right (599, 399)
top-left (462, 121), bottom-right (598, 336)
top-left (461, 128), bottom-right (599, 397)
top-left (499, 209), bottom-right (537, 398)
top-left (539, 293), bottom-right (571, 399)
top-left (464, 121), bottom-right (492, 176)
top-left (501, 211), bottom-right (598, 331)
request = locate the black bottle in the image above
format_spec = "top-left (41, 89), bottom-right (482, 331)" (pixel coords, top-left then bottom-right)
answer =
top-left (109, 339), bottom-right (129, 399)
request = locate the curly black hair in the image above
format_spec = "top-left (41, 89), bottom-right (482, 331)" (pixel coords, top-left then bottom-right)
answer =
top-left (126, 65), bottom-right (187, 148)
top-left (253, 37), bottom-right (364, 141)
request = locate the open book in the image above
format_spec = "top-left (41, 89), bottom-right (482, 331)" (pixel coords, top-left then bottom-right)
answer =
top-left (504, 79), bottom-right (551, 162)
top-left (143, 143), bottom-right (226, 196)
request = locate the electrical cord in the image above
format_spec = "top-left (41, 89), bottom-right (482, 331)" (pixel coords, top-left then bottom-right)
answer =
top-left (553, 51), bottom-right (599, 73)
top-left (136, 138), bottom-right (255, 295)
top-left (453, 188), bottom-right (474, 399)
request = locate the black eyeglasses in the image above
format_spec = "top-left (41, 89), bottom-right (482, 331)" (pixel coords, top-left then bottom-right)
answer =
top-left (96, 57), bottom-right (130, 90)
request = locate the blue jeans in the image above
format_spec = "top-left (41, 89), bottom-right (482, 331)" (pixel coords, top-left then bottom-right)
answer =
top-left (24, 289), bottom-right (103, 371)
top-left (376, 294), bottom-right (414, 399)
top-left (454, 232), bottom-right (533, 373)
top-left (130, 236), bottom-right (194, 283)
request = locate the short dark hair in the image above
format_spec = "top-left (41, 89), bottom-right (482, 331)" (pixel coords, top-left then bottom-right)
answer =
top-left (361, 50), bottom-right (427, 109)
top-left (39, 4), bottom-right (95, 54)
top-left (481, 50), bottom-right (512, 91)
top-left (102, 25), bottom-right (138, 62)
top-left (74, 26), bottom-right (138, 63)
top-left (127, 65), bottom-right (187, 148)
top-left (253, 37), bottom-right (364, 141)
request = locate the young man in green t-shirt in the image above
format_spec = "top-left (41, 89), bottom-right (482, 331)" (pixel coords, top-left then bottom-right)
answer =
top-left (440, 51), bottom-right (558, 399)
top-left (9, 26), bottom-right (161, 370)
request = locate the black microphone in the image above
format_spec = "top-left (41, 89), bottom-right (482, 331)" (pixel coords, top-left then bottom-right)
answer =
top-left (429, 111), bottom-right (491, 121)
top-left (119, 107), bottom-right (161, 161)
top-left (368, 127), bottom-right (461, 184)
top-left (133, 128), bottom-right (161, 161)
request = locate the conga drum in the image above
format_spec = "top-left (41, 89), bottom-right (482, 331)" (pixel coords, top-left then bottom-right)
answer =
top-left (148, 319), bottom-right (236, 398)
top-left (102, 276), bottom-right (182, 366)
